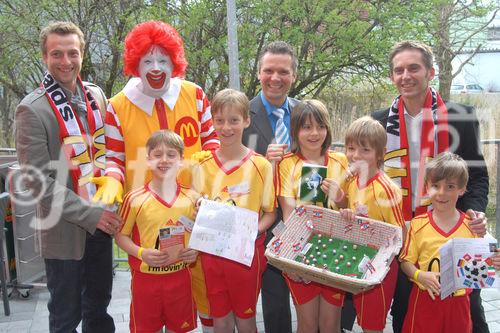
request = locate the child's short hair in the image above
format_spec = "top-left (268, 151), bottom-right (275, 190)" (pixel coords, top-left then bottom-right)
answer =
top-left (345, 116), bottom-right (387, 167)
top-left (211, 88), bottom-right (249, 120)
top-left (290, 99), bottom-right (332, 155)
top-left (146, 130), bottom-right (184, 156)
top-left (424, 152), bottom-right (468, 188)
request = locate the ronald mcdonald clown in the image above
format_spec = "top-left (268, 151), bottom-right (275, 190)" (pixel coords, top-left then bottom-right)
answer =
top-left (92, 20), bottom-right (219, 203)
top-left (92, 20), bottom-right (218, 331)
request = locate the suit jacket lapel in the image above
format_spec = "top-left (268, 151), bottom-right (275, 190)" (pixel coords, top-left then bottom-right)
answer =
top-left (250, 96), bottom-right (274, 144)
top-left (288, 97), bottom-right (298, 110)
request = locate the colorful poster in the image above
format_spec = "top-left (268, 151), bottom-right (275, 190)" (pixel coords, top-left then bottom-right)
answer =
top-left (440, 237), bottom-right (499, 299)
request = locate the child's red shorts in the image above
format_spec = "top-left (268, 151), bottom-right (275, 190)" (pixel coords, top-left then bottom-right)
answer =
top-left (130, 269), bottom-right (196, 332)
top-left (201, 235), bottom-right (266, 319)
top-left (402, 284), bottom-right (471, 333)
top-left (284, 274), bottom-right (345, 307)
top-left (353, 259), bottom-right (398, 330)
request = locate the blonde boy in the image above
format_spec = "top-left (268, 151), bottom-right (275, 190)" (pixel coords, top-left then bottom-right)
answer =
top-left (193, 89), bottom-right (276, 333)
top-left (117, 130), bottom-right (199, 333)
top-left (341, 116), bottom-right (405, 332)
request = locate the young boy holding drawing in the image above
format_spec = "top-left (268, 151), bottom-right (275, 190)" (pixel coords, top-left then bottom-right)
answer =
top-left (192, 89), bottom-right (276, 333)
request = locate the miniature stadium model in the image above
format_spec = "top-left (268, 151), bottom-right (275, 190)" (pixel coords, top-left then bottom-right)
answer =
top-left (265, 205), bottom-right (403, 294)
top-left (296, 234), bottom-right (378, 278)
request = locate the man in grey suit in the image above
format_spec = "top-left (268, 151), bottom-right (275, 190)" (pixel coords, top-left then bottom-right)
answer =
top-left (243, 41), bottom-right (298, 333)
top-left (15, 22), bottom-right (121, 333)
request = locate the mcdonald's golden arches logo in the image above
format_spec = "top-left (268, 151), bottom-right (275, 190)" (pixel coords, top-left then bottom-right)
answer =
top-left (175, 116), bottom-right (199, 147)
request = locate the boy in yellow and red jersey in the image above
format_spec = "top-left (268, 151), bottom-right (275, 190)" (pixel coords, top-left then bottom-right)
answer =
top-left (400, 152), bottom-right (500, 333)
top-left (192, 89), bottom-right (276, 332)
top-left (340, 116), bottom-right (406, 333)
top-left (116, 130), bottom-right (199, 333)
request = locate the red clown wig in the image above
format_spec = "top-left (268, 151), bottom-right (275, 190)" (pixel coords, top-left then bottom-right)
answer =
top-left (123, 20), bottom-right (188, 78)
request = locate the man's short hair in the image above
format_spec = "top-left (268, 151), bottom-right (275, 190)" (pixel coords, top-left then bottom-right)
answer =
top-left (211, 88), bottom-right (250, 120)
top-left (40, 21), bottom-right (85, 55)
top-left (290, 99), bottom-right (332, 156)
top-left (424, 152), bottom-right (469, 189)
top-left (345, 116), bottom-right (387, 168)
top-left (258, 41), bottom-right (298, 74)
top-left (389, 40), bottom-right (434, 72)
top-left (146, 130), bottom-right (184, 156)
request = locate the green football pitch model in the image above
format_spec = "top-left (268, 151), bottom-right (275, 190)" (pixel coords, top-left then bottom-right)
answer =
top-left (295, 233), bottom-right (378, 278)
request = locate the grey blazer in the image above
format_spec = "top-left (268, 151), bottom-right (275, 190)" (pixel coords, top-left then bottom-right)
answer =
top-left (15, 83), bottom-right (107, 260)
top-left (243, 94), bottom-right (299, 156)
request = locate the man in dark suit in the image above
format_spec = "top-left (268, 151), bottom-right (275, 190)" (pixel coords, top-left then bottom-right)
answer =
top-left (242, 41), bottom-right (298, 333)
top-left (371, 40), bottom-right (489, 333)
top-left (15, 22), bottom-right (121, 332)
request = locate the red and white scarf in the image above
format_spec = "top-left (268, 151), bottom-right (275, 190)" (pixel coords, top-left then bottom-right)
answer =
top-left (384, 88), bottom-right (449, 221)
top-left (42, 72), bottom-right (105, 200)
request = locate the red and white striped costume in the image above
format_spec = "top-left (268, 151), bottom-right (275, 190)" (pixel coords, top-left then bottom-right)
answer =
top-left (104, 77), bottom-right (219, 192)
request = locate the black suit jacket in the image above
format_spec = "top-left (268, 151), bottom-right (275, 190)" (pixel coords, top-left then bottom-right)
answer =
top-left (243, 94), bottom-right (299, 155)
top-left (242, 94), bottom-right (299, 236)
top-left (371, 102), bottom-right (489, 213)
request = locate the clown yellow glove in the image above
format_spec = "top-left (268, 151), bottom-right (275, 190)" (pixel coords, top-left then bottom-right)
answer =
top-left (190, 150), bottom-right (212, 162)
top-left (91, 176), bottom-right (124, 205)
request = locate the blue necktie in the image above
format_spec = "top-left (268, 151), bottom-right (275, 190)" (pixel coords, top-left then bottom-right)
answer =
top-left (272, 108), bottom-right (290, 148)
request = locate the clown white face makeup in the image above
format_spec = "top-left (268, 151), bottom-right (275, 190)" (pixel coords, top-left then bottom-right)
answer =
top-left (138, 46), bottom-right (173, 98)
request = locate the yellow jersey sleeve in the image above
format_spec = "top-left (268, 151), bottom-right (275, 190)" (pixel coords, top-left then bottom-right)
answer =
top-left (261, 158), bottom-right (276, 213)
top-left (119, 188), bottom-right (146, 236)
top-left (326, 152), bottom-right (350, 206)
top-left (374, 183), bottom-right (405, 228)
top-left (277, 155), bottom-right (299, 198)
top-left (399, 221), bottom-right (419, 265)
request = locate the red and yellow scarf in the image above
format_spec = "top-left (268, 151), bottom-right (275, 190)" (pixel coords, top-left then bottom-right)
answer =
top-left (42, 72), bottom-right (105, 200)
top-left (384, 88), bottom-right (449, 221)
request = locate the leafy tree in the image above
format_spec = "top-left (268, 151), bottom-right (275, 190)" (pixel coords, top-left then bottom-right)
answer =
top-left (0, 0), bottom-right (149, 145)
top-left (0, 0), bottom-right (471, 145)
top-left (422, 0), bottom-right (498, 100)
top-left (153, 0), bottom-right (433, 100)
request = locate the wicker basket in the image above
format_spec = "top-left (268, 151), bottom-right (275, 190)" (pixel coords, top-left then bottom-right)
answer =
top-left (265, 205), bottom-right (403, 294)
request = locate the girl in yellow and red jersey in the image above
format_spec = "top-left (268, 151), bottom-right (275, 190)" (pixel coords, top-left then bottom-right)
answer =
top-left (276, 100), bottom-right (350, 333)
